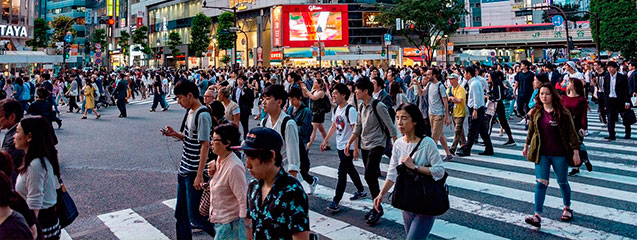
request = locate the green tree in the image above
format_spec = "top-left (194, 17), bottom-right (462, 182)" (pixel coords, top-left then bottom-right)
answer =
top-left (50, 16), bottom-right (76, 47)
top-left (91, 29), bottom-right (107, 50)
top-left (216, 12), bottom-right (235, 50)
top-left (119, 31), bottom-right (131, 66)
top-left (378, 0), bottom-right (465, 65)
top-left (542, 3), bottom-right (589, 23)
top-left (168, 32), bottom-right (182, 58)
top-left (26, 18), bottom-right (50, 50)
top-left (190, 13), bottom-right (212, 58)
top-left (132, 26), bottom-right (152, 64)
top-left (591, 0), bottom-right (637, 60)
top-left (220, 54), bottom-right (231, 66)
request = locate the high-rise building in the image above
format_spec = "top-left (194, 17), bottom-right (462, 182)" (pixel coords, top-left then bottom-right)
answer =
top-left (45, 0), bottom-right (87, 45)
top-left (0, 0), bottom-right (36, 50)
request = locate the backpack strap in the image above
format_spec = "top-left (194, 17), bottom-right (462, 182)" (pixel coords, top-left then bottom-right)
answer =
top-left (371, 99), bottom-right (390, 138)
top-left (179, 107), bottom-right (210, 134)
top-left (280, 116), bottom-right (292, 141)
top-left (345, 104), bottom-right (353, 125)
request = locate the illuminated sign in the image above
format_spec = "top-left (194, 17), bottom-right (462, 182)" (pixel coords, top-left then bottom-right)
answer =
top-left (272, 6), bottom-right (282, 47)
top-left (107, 0), bottom-right (113, 16)
top-left (404, 47), bottom-right (430, 57)
top-left (116, 0), bottom-right (120, 16)
top-left (270, 51), bottom-right (283, 61)
top-left (281, 5), bottom-right (349, 48)
top-left (230, 0), bottom-right (255, 8)
top-left (0, 25), bottom-right (28, 38)
top-left (363, 12), bottom-right (381, 27)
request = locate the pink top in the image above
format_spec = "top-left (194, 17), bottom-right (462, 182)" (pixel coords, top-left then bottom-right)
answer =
top-left (208, 152), bottom-right (247, 224)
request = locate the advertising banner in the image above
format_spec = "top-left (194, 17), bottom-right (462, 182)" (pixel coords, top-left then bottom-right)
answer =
top-left (280, 5), bottom-right (349, 48)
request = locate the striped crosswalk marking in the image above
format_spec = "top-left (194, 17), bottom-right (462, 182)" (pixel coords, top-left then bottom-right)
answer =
top-left (60, 229), bottom-right (72, 240)
top-left (309, 166), bottom-right (629, 239)
top-left (97, 209), bottom-right (169, 240)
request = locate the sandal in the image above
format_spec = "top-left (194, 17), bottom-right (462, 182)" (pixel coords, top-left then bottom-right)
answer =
top-left (561, 208), bottom-right (573, 222)
top-left (524, 214), bottom-right (541, 229)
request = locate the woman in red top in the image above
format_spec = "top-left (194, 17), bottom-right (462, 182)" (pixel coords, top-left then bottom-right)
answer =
top-left (561, 78), bottom-right (593, 176)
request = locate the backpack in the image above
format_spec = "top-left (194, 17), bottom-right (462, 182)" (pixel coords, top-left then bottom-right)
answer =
top-left (179, 107), bottom-right (217, 163)
top-left (28, 81), bottom-right (35, 101)
top-left (333, 104), bottom-right (354, 125)
top-left (503, 80), bottom-right (514, 100)
top-left (310, 94), bottom-right (331, 114)
top-left (261, 115), bottom-right (311, 173)
top-left (366, 99), bottom-right (393, 158)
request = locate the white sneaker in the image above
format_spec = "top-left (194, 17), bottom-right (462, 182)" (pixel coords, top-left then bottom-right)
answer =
top-left (518, 119), bottom-right (526, 124)
top-left (309, 176), bottom-right (319, 195)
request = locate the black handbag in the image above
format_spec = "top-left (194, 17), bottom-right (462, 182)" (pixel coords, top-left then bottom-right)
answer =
top-left (621, 109), bottom-right (636, 126)
top-left (56, 178), bottom-right (79, 228)
top-left (391, 138), bottom-right (450, 216)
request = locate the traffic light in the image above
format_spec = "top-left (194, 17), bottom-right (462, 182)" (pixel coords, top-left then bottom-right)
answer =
top-left (381, 49), bottom-right (385, 57)
top-left (249, 50), bottom-right (253, 58)
top-left (107, 18), bottom-right (115, 26)
top-left (567, 36), bottom-right (574, 50)
top-left (63, 48), bottom-right (70, 59)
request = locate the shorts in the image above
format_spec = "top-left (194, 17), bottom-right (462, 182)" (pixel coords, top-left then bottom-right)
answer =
top-left (430, 115), bottom-right (445, 140)
top-left (312, 111), bottom-right (325, 123)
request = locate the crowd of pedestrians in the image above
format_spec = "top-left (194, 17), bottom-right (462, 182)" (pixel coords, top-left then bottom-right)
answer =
top-left (0, 57), bottom-right (635, 240)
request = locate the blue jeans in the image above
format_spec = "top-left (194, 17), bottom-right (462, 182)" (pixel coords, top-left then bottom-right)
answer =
top-left (161, 94), bottom-right (169, 107)
top-left (213, 218), bottom-right (246, 240)
top-left (534, 155), bottom-right (571, 214)
top-left (176, 173), bottom-right (215, 239)
top-left (402, 210), bottom-right (435, 240)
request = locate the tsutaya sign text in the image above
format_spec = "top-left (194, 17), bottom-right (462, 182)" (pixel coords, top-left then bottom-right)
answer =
top-left (0, 25), bottom-right (27, 38)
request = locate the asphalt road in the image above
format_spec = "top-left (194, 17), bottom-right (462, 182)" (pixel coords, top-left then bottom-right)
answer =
top-left (52, 97), bottom-right (637, 240)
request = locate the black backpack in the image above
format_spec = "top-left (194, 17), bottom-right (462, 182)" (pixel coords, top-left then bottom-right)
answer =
top-left (28, 81), bottom-right (35, 101)
top-left (179, 107), bottom-right (217, 164)
top-left (333, 104), bottom-right (354, 125)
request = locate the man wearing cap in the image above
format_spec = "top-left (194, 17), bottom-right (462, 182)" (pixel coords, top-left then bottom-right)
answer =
top-left (447, 73), bottom-right (467, 155)
top-left (236, 127), bottom-right (310, 240)
top-left (603, 61), bottom-right (632, 140)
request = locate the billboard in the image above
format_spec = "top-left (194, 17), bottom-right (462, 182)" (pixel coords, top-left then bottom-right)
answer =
top-left (280, 5), bottom-right (349, 48)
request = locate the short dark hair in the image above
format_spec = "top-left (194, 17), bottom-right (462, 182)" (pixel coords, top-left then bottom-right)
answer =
top-left (36, 87), bottom-right (50, 99)
top-left (372, 76), bottom-right (385, 89)
top-left (355, 78), bottom-right (374, 96)
top-left (209, 100), bottom-right (225, 120)
top-left (288, 72), bottom-right (301, 82)
top-left (332, 83), bottom-right (350, 100)
top-left (607, 61), bottom-right (619, 69)
top-left (521, 60), bottom-right (532, 67)
top-left (0, 150), bottom-right (12, 178)
top-left (263, 85), bottom-right (288, 109)
top-left (214, 123), bottom-right (241, 151)
top-left (244, 149), bottom-right (283, 167)
top-left (0, 172), bottom-right (13, 206)
top-left (536, 73), bottom-right (550, 83)
top-left (0, 98), bottom-right (23, 123)
top-left (173, 80), bottom-right (199, 97)
top-left (288, 86), bottom-right (304, 99)
top-left (630, 61), bottom-right (637, 67)
top-left (464, 66), bottom-right (476, 77)
top-left (238, 75), bottom-right (248, 81)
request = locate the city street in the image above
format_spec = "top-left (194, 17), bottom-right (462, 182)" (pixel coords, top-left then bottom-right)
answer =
top-left (53, 98), bottom-right (636, 240)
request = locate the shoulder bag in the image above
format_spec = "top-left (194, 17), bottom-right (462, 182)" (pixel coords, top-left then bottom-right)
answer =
top-left (56, 177), bottom-right (79, 228)
top-left (391, 138), bottom-right (450, 216)
top-left (199, 182), bottom-right (210, 216)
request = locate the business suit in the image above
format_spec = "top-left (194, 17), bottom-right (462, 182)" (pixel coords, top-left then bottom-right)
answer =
top-left (603, 72), bottom-right (631, 139)
top-left (548, 70), bottom-right (562, 86)
top-left (628, 70), bottom-right (637, 101)
top-left (233, 84), bottom-right (254, 137)
top-left (2, 124), bottom-right (24, 186)
top-left (114, 79), bottom-right (128, 117)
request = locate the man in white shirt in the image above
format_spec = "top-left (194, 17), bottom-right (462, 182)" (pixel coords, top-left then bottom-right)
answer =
top-left (457, 66), bottom-right (493, 156)
top-left (603, 61), bottom-right (632, 140)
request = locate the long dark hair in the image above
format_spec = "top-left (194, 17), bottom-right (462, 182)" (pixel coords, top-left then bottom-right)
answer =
top-left (532, 83), bottom-right (566, 122)
top-left (396, 103), bottom-right (429, 138)
top-left (18, 116), bottom-right (60, 178)
top-left (568, 78), bottom-right (590, 111)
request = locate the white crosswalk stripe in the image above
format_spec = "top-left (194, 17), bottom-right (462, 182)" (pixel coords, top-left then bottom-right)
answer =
top-left (59, 108), bottom-right (636, 239)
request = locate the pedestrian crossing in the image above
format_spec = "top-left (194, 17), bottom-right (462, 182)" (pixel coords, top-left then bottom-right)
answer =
top-left (127, 98), bottom-right (178, 106)
top-left (58, 109), bottom-right (636, 239)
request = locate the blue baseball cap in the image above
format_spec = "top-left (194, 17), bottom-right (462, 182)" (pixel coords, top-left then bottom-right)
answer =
top-left (232, 127), bottom-right (283, 152)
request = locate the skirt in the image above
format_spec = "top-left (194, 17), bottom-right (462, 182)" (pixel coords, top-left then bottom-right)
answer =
top-left (39, 206), bottom-right (61, 240)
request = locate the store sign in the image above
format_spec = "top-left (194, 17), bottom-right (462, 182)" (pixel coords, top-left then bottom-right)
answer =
top-left (107, 0), bottom-right (113, 16)
top-left (230, 0), bottom-right (255, 8)
top-left (404, 47), bottom-right (430, 57)
top-left (272, 6), bottom-right (282, 47)
top-left (363, 12), bottom-right (381, 27)
top-left (270, 51), bottom-right (282, 61)
top-left (0, 25), bottom-right (28, 38)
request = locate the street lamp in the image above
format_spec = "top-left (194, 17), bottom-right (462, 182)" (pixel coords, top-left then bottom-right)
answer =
top-left (229, 27), bottom-right (249, 67)
top-left (316, 26), bottom-right (322, 68)
top-left (61, 16), bottom-right (82, 73)
top-left (202, 1), bottom-right (238, 69)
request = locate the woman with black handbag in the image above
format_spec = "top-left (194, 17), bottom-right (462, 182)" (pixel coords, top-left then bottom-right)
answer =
top-left (14, 116), bottom-right (65, 240)
top-left (373, 103), bottom-right (445, 239)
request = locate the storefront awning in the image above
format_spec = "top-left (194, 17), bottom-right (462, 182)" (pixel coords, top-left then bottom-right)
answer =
top-left (284, 47), bottom-right (350, 58)
top-left (0, 51), bottom-right (76, 64)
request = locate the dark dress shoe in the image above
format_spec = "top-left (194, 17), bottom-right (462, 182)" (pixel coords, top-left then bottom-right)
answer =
top-left (604, 136), bottom-right (616, 141)
top-left (478, 151), bottom-right (494, 156)
top-left (366, 209), bottom-right (383, 226)
top-left (568, 168), bottom-right (580, 176)
top-left (456, 151), bottom-right (470, 157)
top-left (584, 160), bottom-right (593, 172)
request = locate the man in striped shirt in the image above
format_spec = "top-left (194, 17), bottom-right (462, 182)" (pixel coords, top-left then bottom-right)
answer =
top-left (162, 81), bottom-right (215, 239)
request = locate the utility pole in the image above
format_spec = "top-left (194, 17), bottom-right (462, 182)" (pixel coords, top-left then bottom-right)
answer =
top-left (529, 5), bottom-right (571, 60)
top-left (61, 17), bottom-right (82, 74)
top-left (202, 1), bottom-right (238, 69)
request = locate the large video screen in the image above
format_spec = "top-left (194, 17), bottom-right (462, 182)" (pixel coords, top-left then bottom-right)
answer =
top-left (289, 11), bottom-right (343, 41)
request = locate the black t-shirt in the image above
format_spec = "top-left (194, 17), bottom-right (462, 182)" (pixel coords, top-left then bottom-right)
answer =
top-left (0, 211), bottom-right (33, 240)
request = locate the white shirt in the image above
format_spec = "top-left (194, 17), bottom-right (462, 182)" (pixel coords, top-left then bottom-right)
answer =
top-left (386, 137), bottom-right (445, 182)
top-left (609, 72), bottom-right (617, 98)
top-left (264, 112), bottom-right (300, 173)
top-left (332, 105), bottom-right (357, 150)
top-left (467, 77), bottom-right (485, 109)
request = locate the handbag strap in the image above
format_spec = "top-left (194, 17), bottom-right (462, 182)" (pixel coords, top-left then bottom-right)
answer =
top-left (408, 137), bottom-right (425, 159)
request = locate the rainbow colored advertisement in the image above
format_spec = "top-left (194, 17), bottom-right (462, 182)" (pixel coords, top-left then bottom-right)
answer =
top-left (289, 11), bottom-right (343, 41)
